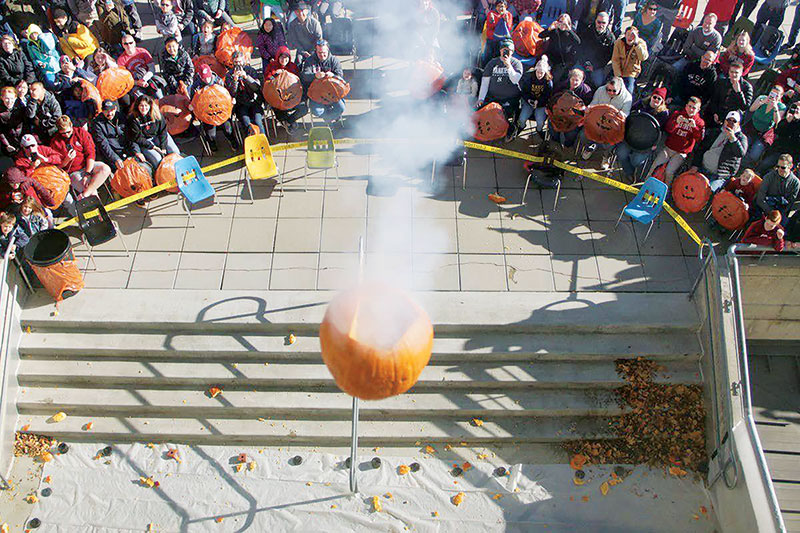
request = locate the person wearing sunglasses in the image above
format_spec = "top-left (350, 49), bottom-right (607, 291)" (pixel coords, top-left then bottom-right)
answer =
top-left (576, 12), bottom-right (615, 90)
top-left (155, 0), bottom-right (180, 38)
top-left (755, 153), bottom-right (800, 221)
top-left (690, 110), bottom-right (747, 190)
top-left (632, 2), bottom-right (663, 56)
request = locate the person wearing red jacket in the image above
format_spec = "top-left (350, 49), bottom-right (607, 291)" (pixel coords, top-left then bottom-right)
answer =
top-left (263, 45), bottom-right (299, 79)
top-left (0, 166), bottom-right (55, 212)
top-left (742, 210), bottom-right (785, 251)
top-left (703, 0), bottom-right (737, 34)
top-left (649, 97), bottom-right (706, 182)
top-left (49, 115), bottom-right (111, 200)
top-left (717, 32), bottom-right (755, 76)
top-left (14, 135), bottom-right (63, 177)
top-left (481, 0), bottom-right (513, 66)
top-left (264, 46), bottom-right (307, 135)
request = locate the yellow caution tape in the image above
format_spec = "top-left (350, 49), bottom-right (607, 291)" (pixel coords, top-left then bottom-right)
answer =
top-left (463, 141), bottom-right (545, 164)
top-left (663, 204), bottom-right (703, 245)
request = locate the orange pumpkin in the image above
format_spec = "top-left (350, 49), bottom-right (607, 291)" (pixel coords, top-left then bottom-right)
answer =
top-left (307, 77), bottom-right (351, 105)
top-left (583, 104), bottom-right (626, 145)
top-left (155, 153), bottom-right (182, 193)
top-left (671, 170), bottom-right (711, 213)
top-left (96, 67), bottom-right (135, 101)
top-left (410, 60), bottom-right (445, 99)
top-left (546, 91), bottom-right (586, 133)
top-left (319, 284), bottom-right (434, 401)
top-left (191, 84), bottom-right (233, 126)
top-left (31, 165), bottom-right (70, 209)
top-left (75, 79), bottom-right (101, 116)
top-left (472, 102), bottom-right (509, 141)
top-left (192, 55), bottom-right (227, 78)
top-left (712, 190), bottom-right (750, 230)
top-left (159, 94), bottom-right (192, 135)
top-left (214, 27), bottom-right (253, 68)
top-left (262, 70), bottom-right (303, 110)
top-left (111, 158), bottom-right (153, 198)
top-left (512, 19), bottom-right (544, 57)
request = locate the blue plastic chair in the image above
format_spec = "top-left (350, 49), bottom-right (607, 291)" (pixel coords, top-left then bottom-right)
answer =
top-left (539, 0), bottom-right (567, 29)
top-left (614, 177), bottom-right (668, 241)
top-left (753, 26), bottom-right (784, 66)
top-left (174, 156), bottom-right (217, 224)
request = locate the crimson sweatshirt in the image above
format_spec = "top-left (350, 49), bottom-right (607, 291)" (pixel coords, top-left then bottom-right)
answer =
top-left (664, 109), bottom-right (705, 154)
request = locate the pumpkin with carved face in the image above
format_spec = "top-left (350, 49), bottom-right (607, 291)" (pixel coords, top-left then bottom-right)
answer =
top-left (214, 27), bottom-right (253, 68)
top-left (96, 67), bottom-right (135, 101)
top-left (155, 153), bottom-right (182, 194)
top-left (711, 190), bottom-right (750, 230)
top-left (75, 79), bottom-right (101, 116)
top-left (263, 70), bottom-right (303, 110)
top-left (191, 84), bottom-right (234, 126)
top-left (192, 55), bottom-right (227, 78)
top-left (410, 60), bottom-right (445, 99)
top-left (583, 104), bottom-right (626, 145)
top-left (512, 19), bottom-right (544, 57)
top-left (111, 158), bottom-right (153, 198)
top-left (308, 77), bottom-right (351, 105)
top-left (472, 102), bottom-right (509, 141)
top-left (546, 91), bottom-right (586, 133)
top-left (671, 170), bottom-right (711, 213)
top-left (159, 94), bottom-right (192, 135)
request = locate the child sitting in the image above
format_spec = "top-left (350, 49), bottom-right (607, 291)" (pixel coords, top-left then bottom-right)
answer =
top-left (192, 21), bottom-right (219, 57)
top-left (0, 211), bottom-right (29, 260)
top-left (455, 68), bottom-right (479, 108)
top-left (713, 168), bottom-right (761, 213)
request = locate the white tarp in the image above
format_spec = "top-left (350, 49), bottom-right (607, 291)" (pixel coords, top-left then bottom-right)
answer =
top-left (25, 444), bottom-right (718, 532)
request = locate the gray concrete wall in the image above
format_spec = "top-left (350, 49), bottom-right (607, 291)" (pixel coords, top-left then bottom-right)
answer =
top-left (739, 256), bottom-right (800, 341)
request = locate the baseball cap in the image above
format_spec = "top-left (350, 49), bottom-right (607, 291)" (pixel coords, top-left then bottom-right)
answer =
top-left (725, 110), bottom-right (740, 122)
top-left (198, 63), bottom-right (212, 77)
top-left (21, 134), bottom-right (37, 148)
top-left (102, 99), bottom-right (116, 110)
top-left (499, 39), bottom-right (514, 51)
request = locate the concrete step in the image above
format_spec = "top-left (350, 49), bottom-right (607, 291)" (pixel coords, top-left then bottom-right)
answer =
top-left (18, 331), bottom-right (703, 362)
top-left (17, 360), bottom-right (703, 390)
top-left (16, 416), bottom-right (616, 446)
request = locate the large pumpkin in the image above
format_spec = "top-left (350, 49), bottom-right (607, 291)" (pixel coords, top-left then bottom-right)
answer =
top-left (472, 102), bottom-right (509, 141)
top-left (192, 55), bottom-right (227, 78)
top-left (546, 91), bottom-right (586, 133)
top-left (155, 153), bottom-right (182, 193)
top-left (31, 165), bottom-right (70, 209)
top-left (191, 84), bottom-right (233, 126)
top-left (111, 158), bottom-right (153, 198)
top-left (159, 94), bottom-right (192, 135)
top-left (512, 19), bottom-right (544, 57)
top-left (410, 60), bottom-right (445, 99)
top-left (319, 284), bottom-right (433, 401)
top-left (671, 170), bottom-right (711, 213)
top-left (712, 190), bottom-right (750, 230)
top-left (308, 76), bottom-right (350, 105)
top-left (75, 79), bottom-right (102, 116)
top-left (262, 70), bottom-right (303, 110)
top-left (96, 67), bottom-right (135, 101)
top-left (583, 104), bottom-right (626, 145)
top-left (214, 27), bottom-right (253, 68)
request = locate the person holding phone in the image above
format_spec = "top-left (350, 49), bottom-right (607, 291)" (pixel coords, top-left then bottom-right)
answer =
top-left (477, 39), bottom-right (523, 140)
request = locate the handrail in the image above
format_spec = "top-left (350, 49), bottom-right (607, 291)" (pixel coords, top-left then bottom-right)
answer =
top-left (727, 243), bottom-right (788, 533)
top-left (0, 236), bottom-right (17, 355)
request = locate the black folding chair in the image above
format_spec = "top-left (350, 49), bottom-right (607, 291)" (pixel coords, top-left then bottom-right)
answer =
top-left (622, 111), bottom-right (662, 183)
top-left (76, 195), bottom-right (129, 270)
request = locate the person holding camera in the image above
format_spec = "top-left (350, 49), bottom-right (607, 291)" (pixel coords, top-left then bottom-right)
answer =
top-left (539, 13), bottom-right (581, 83)
top-left (478, 39), bottom-right (523, 139)
top-left (224, 51), bottom-right (266, 138)
top-left (14, 135), bottom-right (63, 176)
top-left (690, 110), bottom-right (747, 186)
top-left (576, 12), bottom-right (615, 89)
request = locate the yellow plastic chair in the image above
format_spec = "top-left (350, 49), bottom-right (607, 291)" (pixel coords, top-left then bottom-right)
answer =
top-left (244, 125), bottom-right (280, 200)
top-left (304, 126), bottom-right (339, 191)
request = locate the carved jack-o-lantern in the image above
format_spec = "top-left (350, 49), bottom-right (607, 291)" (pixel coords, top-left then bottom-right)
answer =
top-left (191, 84), bottom-right (234, 126)
top-left (546, 91), bottom-right (586, 133)
top-left (512, 19), bottom-right (544, 57)
top-left (410, 60), bottom-right (445, 99)
top-left (155, 153), bottom-right (182, 194)
top-left (111, 158), bottom-right (153, 198)
top-left (214, 27), bottom-right (253, 68)
top-left (75, 78), bottom-right (102, 116)
top-left (472, 103), bottom-right (509, 141)
top-left (308, 77), bottom-right (351, 105)
top-left (583, 104), bottom-right (626, 145)
top-left (159, 94), bottom-right (192, 136)
top-left (671, 170), bottom-right (711, 213)
top-left (712, 190), bottom-right (750, 230)
top-left (31, 165), bottom-right (70, 209)
top-left (262, 70), bottom-right (303, 110)
top-left (96, 67), bottom-right (135, 101)
top-left (192, 55), bottom-right (227, 78)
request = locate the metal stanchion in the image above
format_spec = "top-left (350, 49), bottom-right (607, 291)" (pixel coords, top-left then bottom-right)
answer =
top-left (348, 236), bottom-right (365, 493)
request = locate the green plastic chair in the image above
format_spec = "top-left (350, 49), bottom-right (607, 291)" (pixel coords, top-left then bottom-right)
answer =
top-left (304, 126), bottom-right (339, 191)
top-left (722, 18), bottom-right (755, 47)
top-left (230, 0), bottom-right (254, 24)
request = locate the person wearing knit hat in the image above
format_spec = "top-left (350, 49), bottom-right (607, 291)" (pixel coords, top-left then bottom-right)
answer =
top-left (616, 86), bottom-right (671, 180)
top-left (517, 55), bottom-right (553, 137)
top-left (22, 25), bottom-right (60, 89)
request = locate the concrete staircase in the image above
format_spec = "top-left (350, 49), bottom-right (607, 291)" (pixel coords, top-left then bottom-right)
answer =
top-left (14, 290), bottom-right (703, 448)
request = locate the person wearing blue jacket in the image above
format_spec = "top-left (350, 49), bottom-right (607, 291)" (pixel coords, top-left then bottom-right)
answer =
top-left (21, 25), bottom-right (60, 89)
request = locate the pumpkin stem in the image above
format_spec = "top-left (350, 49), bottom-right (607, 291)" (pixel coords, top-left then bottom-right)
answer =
top-left (249, 124), bottom-right (260, 136)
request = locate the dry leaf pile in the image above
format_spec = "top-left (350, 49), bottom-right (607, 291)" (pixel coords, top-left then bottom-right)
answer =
top-left (14, 431), bottom-right (54, 457)
top-left (565, 357), bottom-right (707, 471)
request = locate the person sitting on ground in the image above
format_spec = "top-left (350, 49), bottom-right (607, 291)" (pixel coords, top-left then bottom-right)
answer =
top-left (14, 134), bottom-right (63, 176)
top-left (287, 2), bottom-right (323, 66)
top-left (633, 2), bottom-right (663, 56)
top-left (517, 55), bottom-right (553, 138)
top-left (477, 39), bottom-right (523, 139)
top-left (300, 39), bottom-right (346, 126)
top-left (0, 167), bottom-right (55, 212)
top-left (758, 102), bottom-right (800, 174)
top-left (706, 61), bottom-right (753, 130)
top-left (189, 63), bottom-right (239, 151)
top-left (192, 20), bottom-right (219, 56)
top-left (539, 13), bottom-right (581, 83)
top-left (588, 75), bottom-right (631, 114)
top-left (691, 110), bottom-right (747, 185)
top-left (672, 13), bottom-right (722, 75)
top-left (0, 34), bottom-right (36, 88)
top-left (616, 87), bottom-right (668, 180)
top-left (26, 82), bottom-right (62, 141)
top-left (576, 11), bottom-right (615, 89)
top-left (21, 25), bottom-right (60, 89)
top-left (741, 209), bottom-right (786, 251)
top-left (675, 50), bottom-right (717, 108)
top-left (91, 100), bottom-right (130, 170)
top-left (717, 31), bottom-right (755, 76)
top-left (556, 67), bottom-right (593, 105)
top-left (264, 45), bottom-right (306, 134)
top-left (611, 25), bottom-right (649, 96)
top-left (481, 0), bottom-right (513, 66)
top-left (256, 16), bottom-right (286, 75)
top-left (754, 153), bottom-right (800, 220)
top-left (649, 97), bottom-right (705, 183)
top-left (160, 36), bottom-right (194, 95)
top-left (225, 51), bottom-right (265, 137)
top-left (128, 94), bottom-right (180, 169)
top-left (50, 115), bottom-right (112, 202)
top-left (744, 85), bottom-right (785, 166)
top-left (0, 86), bottom-right (27, 156)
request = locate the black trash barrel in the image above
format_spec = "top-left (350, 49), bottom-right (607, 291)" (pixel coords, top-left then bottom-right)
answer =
top-left (23, 229), bottom-right (84, 301)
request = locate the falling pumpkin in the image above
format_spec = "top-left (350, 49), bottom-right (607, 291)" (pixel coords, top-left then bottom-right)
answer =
top-left (512, 19), bottom-right (544, 57)
top-left (155, 153), bottom-right (182, 193)
top-left (671, 170), bottom-right (711, 213)
top-left (215, 27), bottom-right (254, 67)
top-left (583, 104), bottom-right (626, 145)
top-left (307, 77), bottom-right (351, 105)
top-left (262, 70), bottom-right (303, 110)
top-left (472, 102), bottom-right (509, 141)
top-left (409, 60), bottom-right (445, 99)
top-left (711, 190), bottom-right (750, 230)
top-left (191, 84), bottom-right (233, 126)
top-left (546, 91), bottom-right (586, 133)
top-left (110, 158), bottom-right (153, 198)
top-left (75, 78), bottom-right (102, 116)
top-left (192, 55), bottom-right (227, 78)
top-left (159, 94), bottom-right (192, 136)
top-left (319, 283), bottom-right (434, 401)
top-left (31, 165), bottom-right (70, 209)
top-left (96, 67), bottom-right (135, 101)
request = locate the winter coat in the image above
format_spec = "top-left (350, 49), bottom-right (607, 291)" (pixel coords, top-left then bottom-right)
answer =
top-left (520, 71), bottom-right (553, 108)
top-left (630, 98), bottom-right (669, 128)
top-left (300, 53), bottom-right (344, 87)
top-left (576, 23), bottom-right (615, 69)
top-left (742, 218), bottom-right (785, 251)
top-left (707, 77), bottom-right (753, 125)
top-left (718, 48), bottom-right (755, 76)
top-left (160, 46), bottom-right (194, 93)
top-left (664, 109), bottom-right (705, 153)
top-left (128, 114), bottom-right (169, 153)
top-left (95, 0), bottom-right (132, 48)
top-left (224, 65), bottom-right (261, 107)
top-left (50, 126), bottom-right (97, 173)
top-left (692, 128), bottom-right (747, 182)
top-left (263, 46), bottom-right (299, 79)
top-left (612, 38), bottom-right (649, 78)
top-left (679, 61), bottom-right (717, 105)
top-left (91, 112), bottom-right (128, 164)
top-left (195, 0), bottom-right (227, 19)
top-left (590, 84), bottom-right (632, 115)
top-left (14, 145), bottom-right (64, 176)
top-left (756, 169), bottom-right (800, 217)
top-left (682, 27), bottom-right (722, 62)
top-left (256, 20), bottom-right (287, 65)
top-left (26, 91), bottom-right (63, 137)
top-left (189, 73), bottom-right (224, 97)
top-left (0, 101), bottom-right (26, 153)
top-left (55, 19), bottom-right (100, 59)
top-left (539, 27), bottom-right (581, 70)
top-left (22, 33), bottom-right (60, 82)
top-left (0, 49), bottom-right (36, 87)
top-left (769, 117), bottom-right (800, 154)
top-left (0, 167), bottom-right (54, 210)
top-left (155, 9), bottom-right (180, 37)
top-left (555, 79), bottom-right (593, 104)
top-left (287, 14), bottom-right (323, 56)
top-left (68, 0), bottom-right (99, 25)
top-left (705, 0), bottom-right (738, 22)
top-left (485, 9), bottom-right (512, 41)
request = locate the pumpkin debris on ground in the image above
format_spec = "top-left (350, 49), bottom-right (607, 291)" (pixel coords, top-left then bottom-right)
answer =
top-left (14, 431), bottom-right (54, 457)
top-left (208, 386), bottom-right (223, 398)
top-left (600, 481), bottom-right (609, 496)
top-left (569, 454), bottom-right (587, 470)
top-left (471, 418), bottom-right (484, 427)
top-left (49, 411), bottom-right (67, 423)
top-left (372, 496), bottom-right (382, 512)
top-left (452, 492), bottom-right (465, 506)
top-left (398, 464), bottom-right (410, 475)
top-left (488, 193), bottom-right (507, 204)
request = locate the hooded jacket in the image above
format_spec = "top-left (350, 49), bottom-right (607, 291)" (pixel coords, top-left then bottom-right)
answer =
top-left (14, 145), bottom-right (63, 176)
top-left (264, 46), bottom-right (299, 79)
top-left (576, 22), bottom-right (615, 68)
top-left (91, 111), bottom-right (128, 164)
top-left (0, 100), bottom-right (26, 153)
top-left (128, 114), bottom-right (169, 153)
top-left (589, 82), bottom-right (632, 115)
top-left (692, 128), bottom-right (747, 182)
top-left (612, 37), bottom-right (649, 78)
top-left (22, 33), bottom-right (59, 81)
top-left (50, 126), bottom-right (96, 173)
top-left (0, 49), bottom-right (36, 87)
top-left (539, 26), bottom-right (581, 70)
top-left (160, 45), bottom-right (194, 93)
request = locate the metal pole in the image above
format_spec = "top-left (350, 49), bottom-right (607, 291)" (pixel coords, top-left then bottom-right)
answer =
top-left (349, 237), bottom-right (365, 493)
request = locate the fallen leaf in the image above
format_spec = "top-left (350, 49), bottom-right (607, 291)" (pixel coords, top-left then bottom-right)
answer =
top-left (570, 454), bottom-right (587, 470)
top-left (700, 506), bottom-right (708, 515)
top-left (488, 193), bottom-right (507, 204)
top-left (234, 463), bottom-right (244, 472)
top-left (24, 493), bottom-right (38, 504)
top-left (166, 449), bottom-right (181, 463)
top-left (139, 476), bottom-right (155, 488)
top-left (476, 453), bottom-right (488, 460)
top-left (668, 466), bottom-right (687, 477)
top-left (20, 424), bottom-right (30, 431)
top-left (600, 481), bottom-right (609, 496)
top-left (692, 514), bottom-right (700, 520)
top-left (471, 418), bottom-right (484, 427)
top-left (452, 492), bottom-right (465, 506)
top-left (444, 444), bottom-right (452, 451)
top-left (372, 495), bottom-right (382, 512)
top-left (384, 492), bottom-right (393, 499)
top-left (581, 496), bottom-right (590, 502)
top-left (306, 481), bottom-right (312, 486)
top-left (39, 451), bottom-right (53, 463)
top-left (398, 465), bottom-right (410, 475)
top-left (331, 504), bottom-right (337, 509)
top-left (215, 517), bottom-right (223, 523)
top-left (572, 476), bottom-right (585, 486)
top-left (43, 476), bottom-right (51, 483)
top-left (287, 333), bottom-right (296, 345)
top-left (146, 443), bottom-right (155, 448)
top-left (424, 445), bottom-right (435, 454)
top-left (50, 412), bottom-right (66, 423)
top-left (462, 462), bottom-right (473, 471)
top-left (432, 511), bottom-right (439, 517)
top-left (248, 461), bottom-right (256, 471)
top-left (492, 493), bottom-right (503, 500)
top-left (83, 422), bottom-right (93, 431)
top-left (208, 386), bottom-right (222, 398)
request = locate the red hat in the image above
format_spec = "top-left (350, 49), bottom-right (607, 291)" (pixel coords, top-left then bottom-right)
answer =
top-left (198, 64), bottom-right (212, 77)
top-left (652, 87), bottom-right (667, 100)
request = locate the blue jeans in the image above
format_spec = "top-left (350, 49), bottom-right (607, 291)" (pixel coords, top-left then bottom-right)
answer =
top-left (517, 100), bottom-right (547, 131)
top-left (551, 124), bottom-right (579, 147)
top-left (235, 102), bottom-right (265, 136)
top-left (745, 138), bottom-right (766, 164)
top-left (310, 99), bottom-right (346, 123)
top-left (616, 142), bottom-right (650, 178)
top-left (622, 76), bottom-right (635, 96)
top-left (142, 134), bottom-right (180, 169)
top-left (709, 178), bottom-right (727, 193)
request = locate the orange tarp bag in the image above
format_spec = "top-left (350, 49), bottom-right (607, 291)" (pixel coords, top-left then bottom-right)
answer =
top-left (23, 229), bottom-right (84, 301)
top-left (111, 158), bottom-right (154, 198)
top-left (671, 170), bottom-right (711, 213)
top-left (155, 153), bottom-right (182, 193)
top-left (215, 27), bottom-right (253, 67)
top-left (512, 19), bottom-right (544, 58)
top-left (31, 165), bottom-right (70, 209)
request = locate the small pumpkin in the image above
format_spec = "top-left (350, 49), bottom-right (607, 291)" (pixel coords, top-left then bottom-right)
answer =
top-left (159, 93), bottom-right (192, 135)
top-left (214, 27), bottom-right (253, 68)
top-left (111, 158), bottom-right (154, 198)
top-left (192, 54), bottom-right (227, 78)
top-left (546, 91), bottom-right (586, 133)
top-left (583, 104), bottom-right (626, 145)
top-left (96, 67), bottom-right (135, 101)
top-left (31, 165), bottom-right (70, 209)
top-left (512, 19), bottom-right (544, 57)
top-left (155, 153), bottom-right (182, 193)
top-left (319, 284), bottom-right (434, 401)
top-left (410, 60), bottom-right (445, 99)
top-left (472, 102), bottom-right (509, 141)
top-left (307, 76), bottom-right (350, 105)
top-left (671, 170), bottom-right (711, 213)
top-left (712, 190), bottom-right (750, 230)
top-left (75, 78), bottom-right (102, 116)
top-left (191, 84), bottom-right (234, 126)
top-left (262, 70), bottom-right (303, 110)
